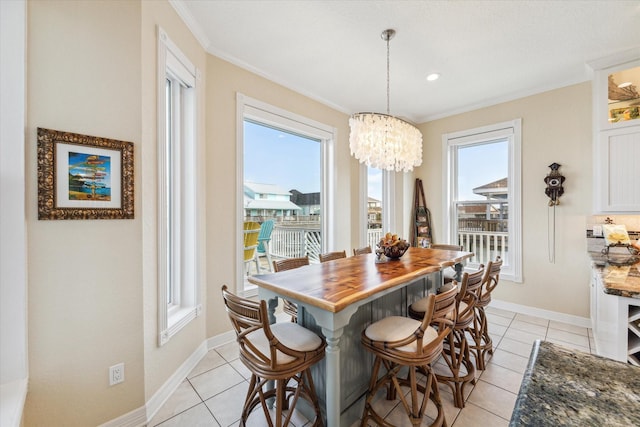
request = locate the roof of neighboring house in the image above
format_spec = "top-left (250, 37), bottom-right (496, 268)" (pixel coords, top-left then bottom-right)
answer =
top-left (473, 177), bottom-right (508, 197)
top-left (244, 182), bottom-right (292, 196)
top-left (289, 189), bottom-right (320, 205)
top-left (459, 204), bottom-right (499, 214)
top-left (368, 196), bottom-right (381, 203)
top-left (245, 198), bottom-right (301, 210)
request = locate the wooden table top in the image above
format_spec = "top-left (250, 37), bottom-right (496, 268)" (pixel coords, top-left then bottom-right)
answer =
top-left (248, 247), bottom-right (473, 313)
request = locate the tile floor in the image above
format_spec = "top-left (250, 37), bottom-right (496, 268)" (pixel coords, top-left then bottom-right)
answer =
top-left (148, 306), bottom-right (594, 427)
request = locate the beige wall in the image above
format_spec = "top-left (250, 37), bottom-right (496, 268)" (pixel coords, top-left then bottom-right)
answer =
top-left (417, 82), bottom-right (593, 317)
top-left (25, 1), bottom-right (145, 425)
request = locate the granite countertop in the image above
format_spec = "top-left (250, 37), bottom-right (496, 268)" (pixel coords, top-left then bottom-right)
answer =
top-left (510, 341), bottom-right (640, 427)
top-left (589, 251), bottom-right (640, 299)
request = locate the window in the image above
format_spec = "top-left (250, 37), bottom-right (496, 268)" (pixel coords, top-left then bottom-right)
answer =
top-left (237, 94), bottom-right (336, 294)
top-left (359, 165), bottom-right (396, 249)
top-left (157, 27), bottom-right (201, 345)
top-left (443, 119), bottom-right (522, 282)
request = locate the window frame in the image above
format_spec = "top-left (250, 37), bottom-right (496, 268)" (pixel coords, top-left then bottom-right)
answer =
top-left (236, 93), bottom-right (337, 296)
top-left (442, 119), bottom-right (522, 283)
top-left (157, 27), bottom-right (202, 346)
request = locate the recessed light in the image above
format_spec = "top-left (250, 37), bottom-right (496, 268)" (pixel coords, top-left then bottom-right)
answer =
top-left (426, 73), bottom-right (440, 82)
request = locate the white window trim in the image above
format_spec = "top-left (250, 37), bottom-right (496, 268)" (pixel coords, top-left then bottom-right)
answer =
top-left (442, 119), bottom-right (522, 283)
top-left (157, 27), bottom-right (202, 346)
top-left (236, 93), bottom-right (337, 296)
top-left (358, 165), bottom-right (368, 246)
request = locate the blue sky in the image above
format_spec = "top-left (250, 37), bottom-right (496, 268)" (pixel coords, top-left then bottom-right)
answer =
top-left (244, 121), bottom-right (321, 194)
top-left (457, 140), bottom-right (508, 200)
top-left (244, 120), bottom-right (385, 199)
top-left (244, 120), bottom-right (506, 201)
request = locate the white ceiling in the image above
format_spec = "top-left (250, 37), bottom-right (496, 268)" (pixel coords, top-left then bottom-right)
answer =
top-left (172, 0), bottom-right (640, 123)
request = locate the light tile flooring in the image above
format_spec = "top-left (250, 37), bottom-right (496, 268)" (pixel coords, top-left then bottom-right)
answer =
top-left (148, 306), bottom-right (594, 427)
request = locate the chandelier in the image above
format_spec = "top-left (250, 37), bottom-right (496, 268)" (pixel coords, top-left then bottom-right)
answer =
top-left (349, 29), bottom-right (423, 172)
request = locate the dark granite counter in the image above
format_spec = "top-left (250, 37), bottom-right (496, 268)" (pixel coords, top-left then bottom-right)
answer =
top-left (589, 251), bottom-right (640, 299)
top-left (510, 340), bottom-right (640, 426)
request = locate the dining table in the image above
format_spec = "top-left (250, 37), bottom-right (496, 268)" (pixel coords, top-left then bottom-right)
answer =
top-left (248, 246), bottom-right (474, 427)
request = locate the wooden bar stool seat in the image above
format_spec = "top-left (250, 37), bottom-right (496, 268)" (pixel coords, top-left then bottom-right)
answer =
top-left (410, 267), bottom-right (485, 408)
top-left (360, 286), bottom-right (457, 427)
top-left (221, 285), bottom-right (326, 427)
top-left (467, 257), bottom-right (502, 370)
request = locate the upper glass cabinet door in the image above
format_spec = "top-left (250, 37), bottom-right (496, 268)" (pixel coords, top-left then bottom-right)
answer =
top-left (607, 66), bottom-right (640, 124)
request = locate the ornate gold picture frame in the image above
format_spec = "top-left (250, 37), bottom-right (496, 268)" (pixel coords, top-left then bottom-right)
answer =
top-left (37, 128), bottom-right (134, 220)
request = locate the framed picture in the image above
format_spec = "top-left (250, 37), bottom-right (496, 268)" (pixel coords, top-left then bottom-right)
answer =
top-left (37, 128), bottom-right (134, 220)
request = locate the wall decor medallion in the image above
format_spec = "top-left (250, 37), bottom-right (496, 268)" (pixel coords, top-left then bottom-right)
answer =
top-left (37, 127), bottom-right (134, 220)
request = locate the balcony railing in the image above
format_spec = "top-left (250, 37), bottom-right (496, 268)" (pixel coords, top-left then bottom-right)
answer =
top-left (270, 225), bottom-right (322, 262)
top-left (458, 231), bottom-right (508, 265)
top-left (264, 226), bottom-right (507, 268)
top-left (267, 226), bottom-right (384, 263)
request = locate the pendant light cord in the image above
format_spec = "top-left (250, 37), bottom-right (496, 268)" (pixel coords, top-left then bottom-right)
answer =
top-left (548, 204), bottom-right (556, 263)
top-left (386, 33), bottom-right (390, 115)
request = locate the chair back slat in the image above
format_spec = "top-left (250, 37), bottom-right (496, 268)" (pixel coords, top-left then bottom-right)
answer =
top-left (271, 256), bottom-right (310, 322)
top-left (353, 246), bottom-right (372, 256)
top-left (319, 250), bottom-right (347, 263)
top-left (273, 256), bottom-right (309, 272)
top-left (455, 265), bottom-right (485, 325)
top-left (479, 256), bottom-right (503, 303)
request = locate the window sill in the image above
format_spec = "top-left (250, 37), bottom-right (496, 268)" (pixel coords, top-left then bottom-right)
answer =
top-left (160, 304), bottom-right (201, 346)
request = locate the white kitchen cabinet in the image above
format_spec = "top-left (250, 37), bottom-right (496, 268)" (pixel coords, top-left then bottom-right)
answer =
top-left (592, 272), bottom-right (624, 361)
top-left (594, 126), bottom-right (640, 212)
top-left (590, 52), bottom-right (640, 213)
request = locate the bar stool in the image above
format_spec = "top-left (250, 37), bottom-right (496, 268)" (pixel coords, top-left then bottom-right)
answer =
top-left (353, 246), bottom-right (372, 256)
top-left (467, 257), bottom-right (503, 370)
top-left (273, 256), bottom-right (310, 322)
top-left (360, 285), bottom-right (457, 427)
top-left (221, 285), bottom-right (326, 427)
top-left (430, 244), bottom-right (463, 284)
top-left (411, 267), bottom-right (485, 408)
top-left (319, 250), bottom-right (346, 263)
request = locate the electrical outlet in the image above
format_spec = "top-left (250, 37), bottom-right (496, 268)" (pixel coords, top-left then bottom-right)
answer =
top-left (109, 363), bottom-right (125, 386)
top-left (593, 225), bottom-right (603, 237)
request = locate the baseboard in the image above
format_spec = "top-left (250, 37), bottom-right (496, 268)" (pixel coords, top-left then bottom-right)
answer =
top-left (206, 329), bottom-right (236, 350)
top-left (97, 406), bottom-right (147, 427)
top-left (144, 340), bottom-right (209, 424)
top-left (491, 298), bottom-right (591, 328)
